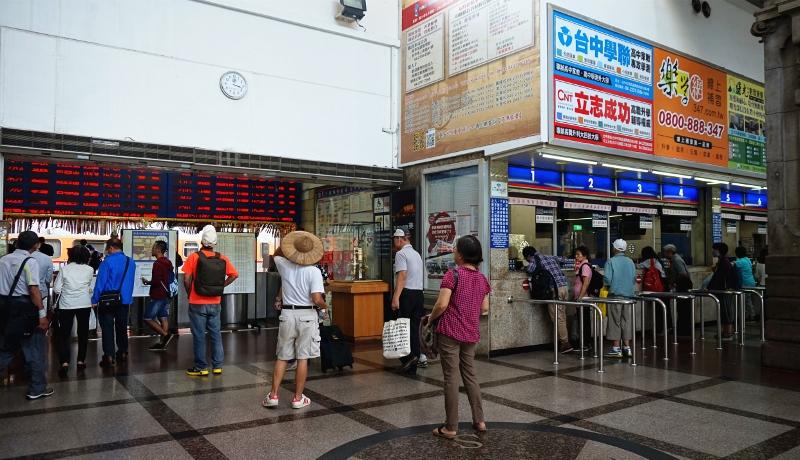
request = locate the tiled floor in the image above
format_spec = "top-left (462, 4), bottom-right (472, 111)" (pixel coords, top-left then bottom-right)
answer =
top-left (1, 327), bottom-right (799, 459)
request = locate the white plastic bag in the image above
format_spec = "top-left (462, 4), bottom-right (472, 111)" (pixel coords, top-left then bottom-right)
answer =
top-left (382, 318), bottom-right (411, 359)
top-left (89, 308), bottom-right (97, 331)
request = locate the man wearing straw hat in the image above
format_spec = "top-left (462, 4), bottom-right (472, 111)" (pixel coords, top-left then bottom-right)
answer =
top-left (263, 231), bottom-right (327, 410)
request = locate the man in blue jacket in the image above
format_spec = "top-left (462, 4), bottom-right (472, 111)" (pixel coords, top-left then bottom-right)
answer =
top-left (603, 239), bottom-right (637, 358)
top-left (92, 238), bottom-right (135, 368)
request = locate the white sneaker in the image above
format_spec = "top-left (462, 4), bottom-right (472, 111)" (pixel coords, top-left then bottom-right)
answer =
top-left (286, 361), bottom-right (298, 372)
top-left (262, 392), bottom-right (279, 408)
top-left (291, 394), bottom-right (311, 409)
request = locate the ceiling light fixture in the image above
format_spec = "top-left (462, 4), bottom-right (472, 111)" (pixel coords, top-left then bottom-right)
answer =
top-left (651, 170), bottom-right (692, 179)
top-left (540, 153), bottom-right (597, 165)
top-left (601, 163), bottom-right (648, 173)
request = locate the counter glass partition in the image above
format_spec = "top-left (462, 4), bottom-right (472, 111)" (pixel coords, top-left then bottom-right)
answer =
top-left (556, 210), bottom-right (608, 266)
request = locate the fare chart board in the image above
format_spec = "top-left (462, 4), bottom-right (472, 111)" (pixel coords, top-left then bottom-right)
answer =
top-left (214, 233), bottom-right (256, 295)
top-left (4, 160), bottom-right (300, 222)
top-left (122, 229), bottom-right (178, 298)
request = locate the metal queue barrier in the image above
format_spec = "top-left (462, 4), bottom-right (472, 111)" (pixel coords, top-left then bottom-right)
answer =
top-left (640, 291), bottom-right (697, 361)
top-left (580, 297), bottom-right (639, 366)
top-left (697, 289), bottom-right (744, 346)
top-left (688, 290), bottom-right (724, 350)
top-left (632, 294), bottom-right (671, 360)
top-left (742, 286), bottom-right (766, 342)
top-left (507, 297), bottom-right (606, 372)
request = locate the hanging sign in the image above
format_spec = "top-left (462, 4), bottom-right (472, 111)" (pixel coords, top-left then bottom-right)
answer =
top-left (535, 208), bottom-right (554, 224)
top-left (744, 192), bottom-right (767, 209)
top-left (680, 219), bottom-right (693, 231)
top-left (721, 190), bottom-right (744, 208)
top-left (618, 206), bottom-right (658, 215)
top-left (639, 215), bottom-right (654, 229)
top-left (508, 166), bottom-right (563, 190)
top-left (564, 173), bottom-right (614, 194)
top-left (617, 179), bottom-right (659, 198)
top-left (592, 212), bottom-right (608, 228)
top-left (662, 184), bottom-right (699, 203)
top-left (757, 224), bottom-right (767, 234)
top-left (726, 222), bottom-right (738, 233)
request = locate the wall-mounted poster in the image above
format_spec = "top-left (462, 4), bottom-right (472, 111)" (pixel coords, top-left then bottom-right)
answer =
top-left (552, 10), bottom-right (654, 155)
top-left (122, 229), bottom-right (177, 298)
top-left (653, 49), bottom-right (728, 167)
top-left (401, 0), bottom-right (540, 165)
top-left (728, 76), bottom-right (766, 173)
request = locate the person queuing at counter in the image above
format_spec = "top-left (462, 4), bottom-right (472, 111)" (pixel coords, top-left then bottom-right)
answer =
top-left (603, 239), bottom-right (637, 358)
top-left (522, 246), bottom-right (573, 354)
top-left (141, 240), bottom-right (175, 352)
top-left (30, 239), bottom-right (53, 310)
top-left (391, 229), bottom-right (425, 375)
top-left (92, 238), bottom-right (135, 368)
top-left (662, 244), bottom-right (694, 336)
top-left (263, 231), bottom-right (327, 410)
top-left (182, 225), bottom-right (238, 377)
top-left (755, 248), bottom-right (768, 287)
top-left (427, 235), bottom-right (490, 440)
top-left (708, 242), bottom-right (738, 341)
top-left (0, 231), bottom-right (52, 400)
top-left (573, 246), bottom-right (597, 351)
top-left (53, 246), bottom-right (94, 377)
top-left (734, 246), bottom-right (758, 321)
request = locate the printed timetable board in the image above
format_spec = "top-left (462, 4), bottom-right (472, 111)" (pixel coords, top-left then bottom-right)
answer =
top-left (215, 233), bottom-right (256, 295)
top-left (122, 229), bottom-right (178, 298)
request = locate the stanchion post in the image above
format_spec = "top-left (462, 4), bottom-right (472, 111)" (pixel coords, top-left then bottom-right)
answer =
top-left (640, 300), bottom-right (646, 351)
top-left (579, 305), bottom-right (585, 361)
top-left (651, 301), bottom-right (657, 349)
top-left (671, 298), bottom-right (678, 345)
top-left (553, 304), bottom-right (559, 366)
top-left (740, 292), bottom-right (746, 346)
top-left (700, 296), bottom-right (705, 340)
top-left (630, 301), bottom-right (637, 367)
top-left (690, 296), bottom-right (696, 355)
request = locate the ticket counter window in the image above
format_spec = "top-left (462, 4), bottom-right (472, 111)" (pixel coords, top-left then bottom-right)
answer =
top-left (557, 210), bottom-right (608, 266)
top-left (610, 214), bottom-right (656, 261)
top-left (723, 219), bottom-right (739, 255)
top-left (661, 216), bottom-right (696, 265)
top-left (739, 220), bottom-right (768, 257)
top-left (509, 204), bottom-right (554, 269)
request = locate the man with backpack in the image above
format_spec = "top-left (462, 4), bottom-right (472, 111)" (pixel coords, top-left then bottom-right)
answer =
top-left (0, 231), bottom-right (53, 400)
top-left (522, 246), bottom-right (573, 354)
top-left (182, 225), bottom-right (238, 376)
top-left (141, 239), bottom-right (176, 351)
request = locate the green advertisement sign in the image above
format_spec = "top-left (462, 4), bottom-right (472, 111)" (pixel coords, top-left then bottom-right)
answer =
top-left (728, 76), bottom-right (766, 173)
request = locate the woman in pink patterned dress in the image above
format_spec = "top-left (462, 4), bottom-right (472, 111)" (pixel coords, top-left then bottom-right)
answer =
top-left (427, 235), bottom-right (491, 440)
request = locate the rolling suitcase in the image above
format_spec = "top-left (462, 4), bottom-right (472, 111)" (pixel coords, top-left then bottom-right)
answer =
top-left (320, 325), bottom-right (354, 372)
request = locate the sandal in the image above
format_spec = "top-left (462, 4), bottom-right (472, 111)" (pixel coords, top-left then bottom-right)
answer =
top-left (473, 422), bottom-right (487, 433)
top-left (432, 425), bottom-right (456, 440)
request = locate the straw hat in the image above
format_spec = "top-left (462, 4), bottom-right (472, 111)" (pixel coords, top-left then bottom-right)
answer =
top-left (281, 231), bottom-right (324, 266)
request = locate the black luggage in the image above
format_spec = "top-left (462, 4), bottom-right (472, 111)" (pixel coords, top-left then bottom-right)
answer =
top-left (320, 325), bottom-right (353, 372)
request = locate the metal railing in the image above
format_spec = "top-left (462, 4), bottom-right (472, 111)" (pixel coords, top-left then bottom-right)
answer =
top-left (688, 290), bottom-right (723, 350)
top-left (696, 289), bottom-right (744, 345)
top-left (741, 288), bottom-right (766, 343)
top-left (632, 294), bottom-right (672, 359)
top-left (507, 297), bottom-right (606, 373)
top-left (638, 292), bottom-right (703, 356)
top-left (578, 297), bottom-right (639, 366)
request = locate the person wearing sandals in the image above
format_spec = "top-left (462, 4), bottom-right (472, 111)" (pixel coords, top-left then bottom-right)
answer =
top-left (427, 235), bottom-right (491, 440)
top-left (262, 231), bottom-right (327, 410)
top-left (54, 246), bottom-right (94, 377)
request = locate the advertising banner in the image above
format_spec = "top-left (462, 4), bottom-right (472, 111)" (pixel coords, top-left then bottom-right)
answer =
top-left (401, 0), bottom-right (540, 165)
top-left (653, 49), bottom-right (728, 167)
top-left (728, 76), bottom-right (766, 173)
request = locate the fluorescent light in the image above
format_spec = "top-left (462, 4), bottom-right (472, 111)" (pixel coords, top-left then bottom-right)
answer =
top-left (540, 153), bottom-right (597, 165)
top-left (732, 182), bottom-right (758, 188)
top-left (695, 177), bottom-right (730, 185)
top-left (651, 170), bottom-right (692, 179)
top-left (601, 163), bottom-right (648, 173)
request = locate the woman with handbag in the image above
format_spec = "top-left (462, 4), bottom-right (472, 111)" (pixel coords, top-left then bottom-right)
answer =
top-left (427, 235), bottom-right (491, 440)
top-left (53, 246), bottom-right (94, 376)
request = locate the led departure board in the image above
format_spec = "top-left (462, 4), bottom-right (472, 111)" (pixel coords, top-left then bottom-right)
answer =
top-left (4, 160), bottom-right (300, 222)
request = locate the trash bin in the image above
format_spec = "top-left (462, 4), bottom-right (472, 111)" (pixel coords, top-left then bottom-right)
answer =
top-left (222, 294), bottom-right (248, 329)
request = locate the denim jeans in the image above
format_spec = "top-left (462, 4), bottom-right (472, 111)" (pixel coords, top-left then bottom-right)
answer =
top-left (188, 304), bottom-right (223, 369)
top-left (98, 304), bottom-right (130, 358)
top-left (0, 329), bottom-right (47, 395)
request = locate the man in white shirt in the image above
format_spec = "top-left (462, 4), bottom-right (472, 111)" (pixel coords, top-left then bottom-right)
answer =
top-left (391, 229), bottom-right (424, 374)
top-left (262, 231), bottom-right (327, 410)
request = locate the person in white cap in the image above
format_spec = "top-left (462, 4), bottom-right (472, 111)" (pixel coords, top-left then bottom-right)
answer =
top-left (182, 225), bottom-right (238, 376)
top-left (391, 228), bottom-right (425, 374)
top-left (603, 239), bottom-right (637, 358)
top-left (263, 231), bottom-right (327, 410)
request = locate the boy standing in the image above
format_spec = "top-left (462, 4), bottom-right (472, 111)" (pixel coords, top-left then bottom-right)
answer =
top-left (142, 240), bottom-right (175, 351)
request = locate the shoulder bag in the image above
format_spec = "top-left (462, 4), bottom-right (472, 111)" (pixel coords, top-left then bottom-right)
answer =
top-left (97, 257), bottom-right (130, 315)
top-left (0, 257), bottom-right (38, 352)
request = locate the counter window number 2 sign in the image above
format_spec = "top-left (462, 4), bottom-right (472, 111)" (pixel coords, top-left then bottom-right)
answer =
top-left (588, 177), bottom-right (594, 189)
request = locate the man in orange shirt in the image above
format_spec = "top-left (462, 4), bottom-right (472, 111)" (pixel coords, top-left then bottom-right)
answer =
top-left (182, 225), bottom-right (238, 376)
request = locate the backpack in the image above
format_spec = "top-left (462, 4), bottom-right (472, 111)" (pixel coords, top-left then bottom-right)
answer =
top-left (194, 251), bottom-right (227, 296)
top-left (642, 258), bottom-right (665, 292)
top-left (726, 258), bottom-right (743, 290)
top-left (529, 254), bottom-right (557, 300)
top-left (579, 263), bottom-right (605, 297)
top-left (162, 268), bottom-right (179, 298)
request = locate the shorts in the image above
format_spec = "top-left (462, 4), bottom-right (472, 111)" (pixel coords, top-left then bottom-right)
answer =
top-left (276, 309), bottom-right (321, 361)
top-left (144, 298), bottom-right (170, 320)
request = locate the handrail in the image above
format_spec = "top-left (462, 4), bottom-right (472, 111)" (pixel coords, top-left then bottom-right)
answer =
top-left (740, 288), bottom-right (766, 342)
top-left (689, 290), bottom-right (723, 350)
top-left (633, 295), bottom-right (671, 359)
top-left (694, 289), bottom-right (745, 345)
top-left (507, 297), bottom-right (606, 373)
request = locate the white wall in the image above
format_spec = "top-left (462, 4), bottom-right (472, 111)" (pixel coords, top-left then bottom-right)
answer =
top-left (0, 0), bottom-right (401, 168)
top-left (538, 0), bottom-right (764, 141)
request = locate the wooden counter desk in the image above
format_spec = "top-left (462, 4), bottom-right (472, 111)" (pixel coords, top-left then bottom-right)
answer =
top-left (327, 280), bottom-right (389, 342)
